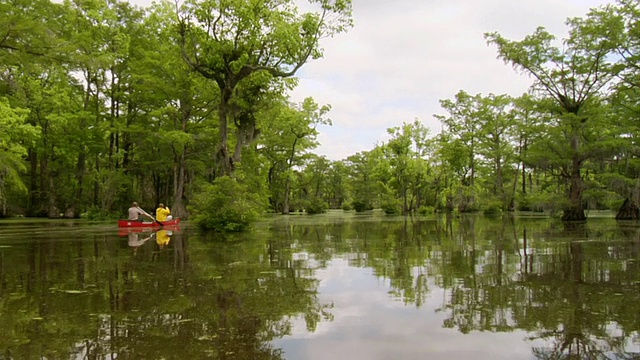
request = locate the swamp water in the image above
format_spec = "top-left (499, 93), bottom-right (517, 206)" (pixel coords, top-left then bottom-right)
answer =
top-left (1, 212), bottom-right (640, 359)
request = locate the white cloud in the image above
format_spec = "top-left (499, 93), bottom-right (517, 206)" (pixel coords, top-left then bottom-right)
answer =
top-left (289, 0), bottom-right (612, 160)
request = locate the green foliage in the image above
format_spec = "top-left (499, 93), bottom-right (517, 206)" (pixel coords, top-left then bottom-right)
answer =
top-left (515, 194), bottom-right (534, 212)
top-left (179, 0), bottom-right (352, 175)
top-left (344, 151), bottom-right (379, 212)
top-left (83, 205), bottom-right (119, 220)
top-left (259, 98), bottom-right (333, 214)
top-left (524, 192), bottom-right (567, 214)
top-left (352, 200), bottom-right (370, 213)
top-left (486, 15), bottom-right (622, 221)
top-left (304, 197), bottom-right (328, 215)
top-left (380, 196), bottom-right (402, 215)
top-left (189, 176), bottom-right (266, 232)
top-left (482, 202), bottom-right (503, 216)
top-left (583, 188), bottom-right (622, 211)
top-left (439, 183), bottom-right (480, 213)
top-left (0, 98), bottom-right (38, 210)
top-left (418, 205), bottom-right (435, 215)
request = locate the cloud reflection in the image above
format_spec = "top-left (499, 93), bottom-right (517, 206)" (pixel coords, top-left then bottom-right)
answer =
top-left (273, 258), bottom-right (541, 359)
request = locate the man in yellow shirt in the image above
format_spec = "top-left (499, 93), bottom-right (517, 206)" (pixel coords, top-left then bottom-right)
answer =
top-left (156, 203), bottom-right (171, 222)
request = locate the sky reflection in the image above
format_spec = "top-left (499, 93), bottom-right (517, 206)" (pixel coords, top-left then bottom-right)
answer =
top-left (273, 258), bottom-right (542, 360)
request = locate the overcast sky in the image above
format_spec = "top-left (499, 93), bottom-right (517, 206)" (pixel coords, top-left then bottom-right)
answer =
top-left (128, 0), bottom-right (612, 160)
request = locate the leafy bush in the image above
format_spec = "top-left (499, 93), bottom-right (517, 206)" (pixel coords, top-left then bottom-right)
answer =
top-left (341, 202), bottom-right (353, 211)
top-left (84, 205), bottom-right (118, 220)
top-left (583, 188), bottom-right (622, 211)
top-left (352, 200), bottom-right (370, 212)
top-left (482, 204), bottom-right (503, 216)
top-left (305, 198), bottom-right (328, 214)
top-left (480, 197), bottom-right (503, 216)
top-left (188, 176), bottom-right (266, 232)
top-left (524, 192), bottom-right (567, 214)
top-left (516, 195), bottom-right (533, 211)
top-left (418, 206), bottom-right (435, 215)
top-left (380, 198), bottom-right (402, 215)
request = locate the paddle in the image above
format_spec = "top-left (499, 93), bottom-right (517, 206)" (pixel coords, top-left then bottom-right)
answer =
top-left (137, 207), bottom-right (164, 227)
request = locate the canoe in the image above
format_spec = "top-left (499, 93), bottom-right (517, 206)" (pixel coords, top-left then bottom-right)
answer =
top-left (117, 218), bottom-right (181, 228)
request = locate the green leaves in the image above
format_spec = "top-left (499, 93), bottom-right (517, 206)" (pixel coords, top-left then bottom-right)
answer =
top-left (179, 0), bottom-right (352, 175)
top-left (484, 4), bottom-right (634, 219)
top-left (189, 176), bottom-right (266, 231)
top-left (0, 98), bottom-right (37, 198)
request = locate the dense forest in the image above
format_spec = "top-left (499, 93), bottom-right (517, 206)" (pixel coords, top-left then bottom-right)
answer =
top-left (2, 0), bottom-right (640, 226)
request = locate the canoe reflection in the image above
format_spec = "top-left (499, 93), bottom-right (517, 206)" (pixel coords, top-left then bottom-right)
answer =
top-left (118, 226), bottom-right (181, 251)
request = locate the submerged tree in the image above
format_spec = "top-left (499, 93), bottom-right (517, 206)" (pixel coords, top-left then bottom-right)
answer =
top-left (379, 119), bottom-right (431, 213)
top-left (486, 11), bottom-right (622, 221)
top-left (261, 98), bottom-right (331, 214)
top-left (435, 91), bottom-right (517, 212)
top-left (595, 0), bottom-right (640, 219)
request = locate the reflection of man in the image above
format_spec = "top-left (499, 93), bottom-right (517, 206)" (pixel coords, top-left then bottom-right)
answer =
top-left (128, 232), bottom-right (154, 252)
top-left (156, 230), bottom-right (171, 249)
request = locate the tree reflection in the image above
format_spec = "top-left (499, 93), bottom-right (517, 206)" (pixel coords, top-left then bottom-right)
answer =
top-left (271, 214), bottom-right (640, 358)
top-left (0, 228), bottom-right (331, 359)
top-left (424, 217), bottom-right (640, 359)
top-left (3, 216), bottom-right (640, 358)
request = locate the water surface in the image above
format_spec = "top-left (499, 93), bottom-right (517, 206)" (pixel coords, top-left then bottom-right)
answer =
top-left (1, 212), bottom-right (639, 359)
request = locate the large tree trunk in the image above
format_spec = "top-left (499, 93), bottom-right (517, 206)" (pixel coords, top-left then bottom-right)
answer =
top-left (27, 148), bottom-right (39, 216)
top-left (218, 89), bottom-right (234, 176)
top-left (495, 155), bottom-right (503, 196)
top-left (508, 163), bottom-right (520, 211)
top-left (171, 97), bottom-right (193, 220)
top-left (47, 175), bottom-right (58, 218)
top-left (562, 132), bottom-right (586, 221)
top-left (402, 188), bottom-right (408, 213)
top-left (65, 149), bottom-right (86, 218)
top-left (562, 158), bottom-right (586, 221)
top-left (0, 171), bottom-right (6, 217)
top-left (616, 197), bottom-right (639, 220)
top-left (93, 154), bottom-right (100, 206)
top-left (172, 152), bottom-right (188, 219)
top-left (282, 138), bottom-right (300, 215)
top-left (282, 179), bottom-right (291, 214)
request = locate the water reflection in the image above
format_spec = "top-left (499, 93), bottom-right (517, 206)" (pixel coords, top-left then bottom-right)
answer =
top-left (0, 223), bottom-right (327, 359)
top-left (155, 229), bottom-right (172, 249)
top-left (126, 229), bottom-right (155, 249)
top-left (268, 214), bottom-right (640, 359)
top-left (0, 214), bottom-right (639, 359)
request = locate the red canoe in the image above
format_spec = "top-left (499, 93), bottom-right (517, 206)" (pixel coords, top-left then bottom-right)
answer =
top-left (117, 218), bottom-right (181, 228)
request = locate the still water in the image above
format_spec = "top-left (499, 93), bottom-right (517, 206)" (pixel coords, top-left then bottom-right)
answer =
top-left (1, 212), bottom-right (640, 359)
